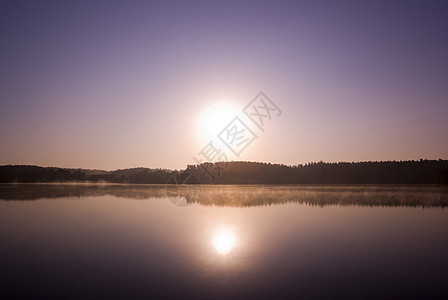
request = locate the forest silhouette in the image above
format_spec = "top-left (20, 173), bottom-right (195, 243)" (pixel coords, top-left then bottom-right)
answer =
top-left (1, 160), bottom-right (447, 184)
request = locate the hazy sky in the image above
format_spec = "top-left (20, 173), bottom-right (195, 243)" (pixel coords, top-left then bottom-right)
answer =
top-left (1, 0), bottom-right (447, 170)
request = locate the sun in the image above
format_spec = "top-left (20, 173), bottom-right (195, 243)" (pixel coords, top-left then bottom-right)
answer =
top-left (199, 102), bottom-right (240, 142)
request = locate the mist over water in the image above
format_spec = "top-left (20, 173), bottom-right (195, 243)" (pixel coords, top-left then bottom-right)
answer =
top-left (1, 183), bottom-right (447, 207)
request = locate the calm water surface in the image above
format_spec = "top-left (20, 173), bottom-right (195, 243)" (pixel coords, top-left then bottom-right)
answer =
top-left (1, 184), bottom-right (448, 299)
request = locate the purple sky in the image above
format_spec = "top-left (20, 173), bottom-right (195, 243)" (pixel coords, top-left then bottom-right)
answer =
top-left (1, 0), bottom-right (447, 170)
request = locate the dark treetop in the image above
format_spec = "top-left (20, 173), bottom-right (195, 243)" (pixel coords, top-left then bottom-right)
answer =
top-left (1, 160), bottom-right (447, 184)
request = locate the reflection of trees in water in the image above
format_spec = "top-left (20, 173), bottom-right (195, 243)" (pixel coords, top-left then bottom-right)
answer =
top-left (1, 184), bottom-right (448, 208)
top-left (165, 171), bottom-right (202, 207)
top-left (0, 184), bottom-right (167, 201)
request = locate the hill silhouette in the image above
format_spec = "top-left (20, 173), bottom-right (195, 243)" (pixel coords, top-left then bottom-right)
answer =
top-left (1, 160), bottom-right (447, 184)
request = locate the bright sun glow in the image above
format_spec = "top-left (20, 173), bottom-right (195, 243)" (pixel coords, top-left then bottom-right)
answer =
top-left (213, 232), bottom-right (235, 255)
top-left (200, 102), bottom-right (240, 142)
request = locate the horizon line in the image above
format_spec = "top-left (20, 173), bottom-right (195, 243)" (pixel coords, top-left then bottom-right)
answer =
top-left (1, 158), bottom-right (447, 172)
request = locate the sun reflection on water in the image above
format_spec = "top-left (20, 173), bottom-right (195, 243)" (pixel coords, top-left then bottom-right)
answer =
top-left (213, 231), bottom-right (235, 255)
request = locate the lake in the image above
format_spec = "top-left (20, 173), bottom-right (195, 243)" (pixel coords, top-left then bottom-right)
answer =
top-left (1, 184), bottom-right (448, 299)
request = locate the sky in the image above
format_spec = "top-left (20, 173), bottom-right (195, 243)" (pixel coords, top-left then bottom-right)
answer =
top-left (1, 0), bottom-right (447, 170)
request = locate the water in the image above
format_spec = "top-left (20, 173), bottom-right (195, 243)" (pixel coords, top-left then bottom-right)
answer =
top-left (1, 184), bottom-right (448, 299)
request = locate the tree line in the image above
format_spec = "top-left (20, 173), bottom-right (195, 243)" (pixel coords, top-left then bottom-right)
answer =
top-left (1, 159), bottom-right (447, 184)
